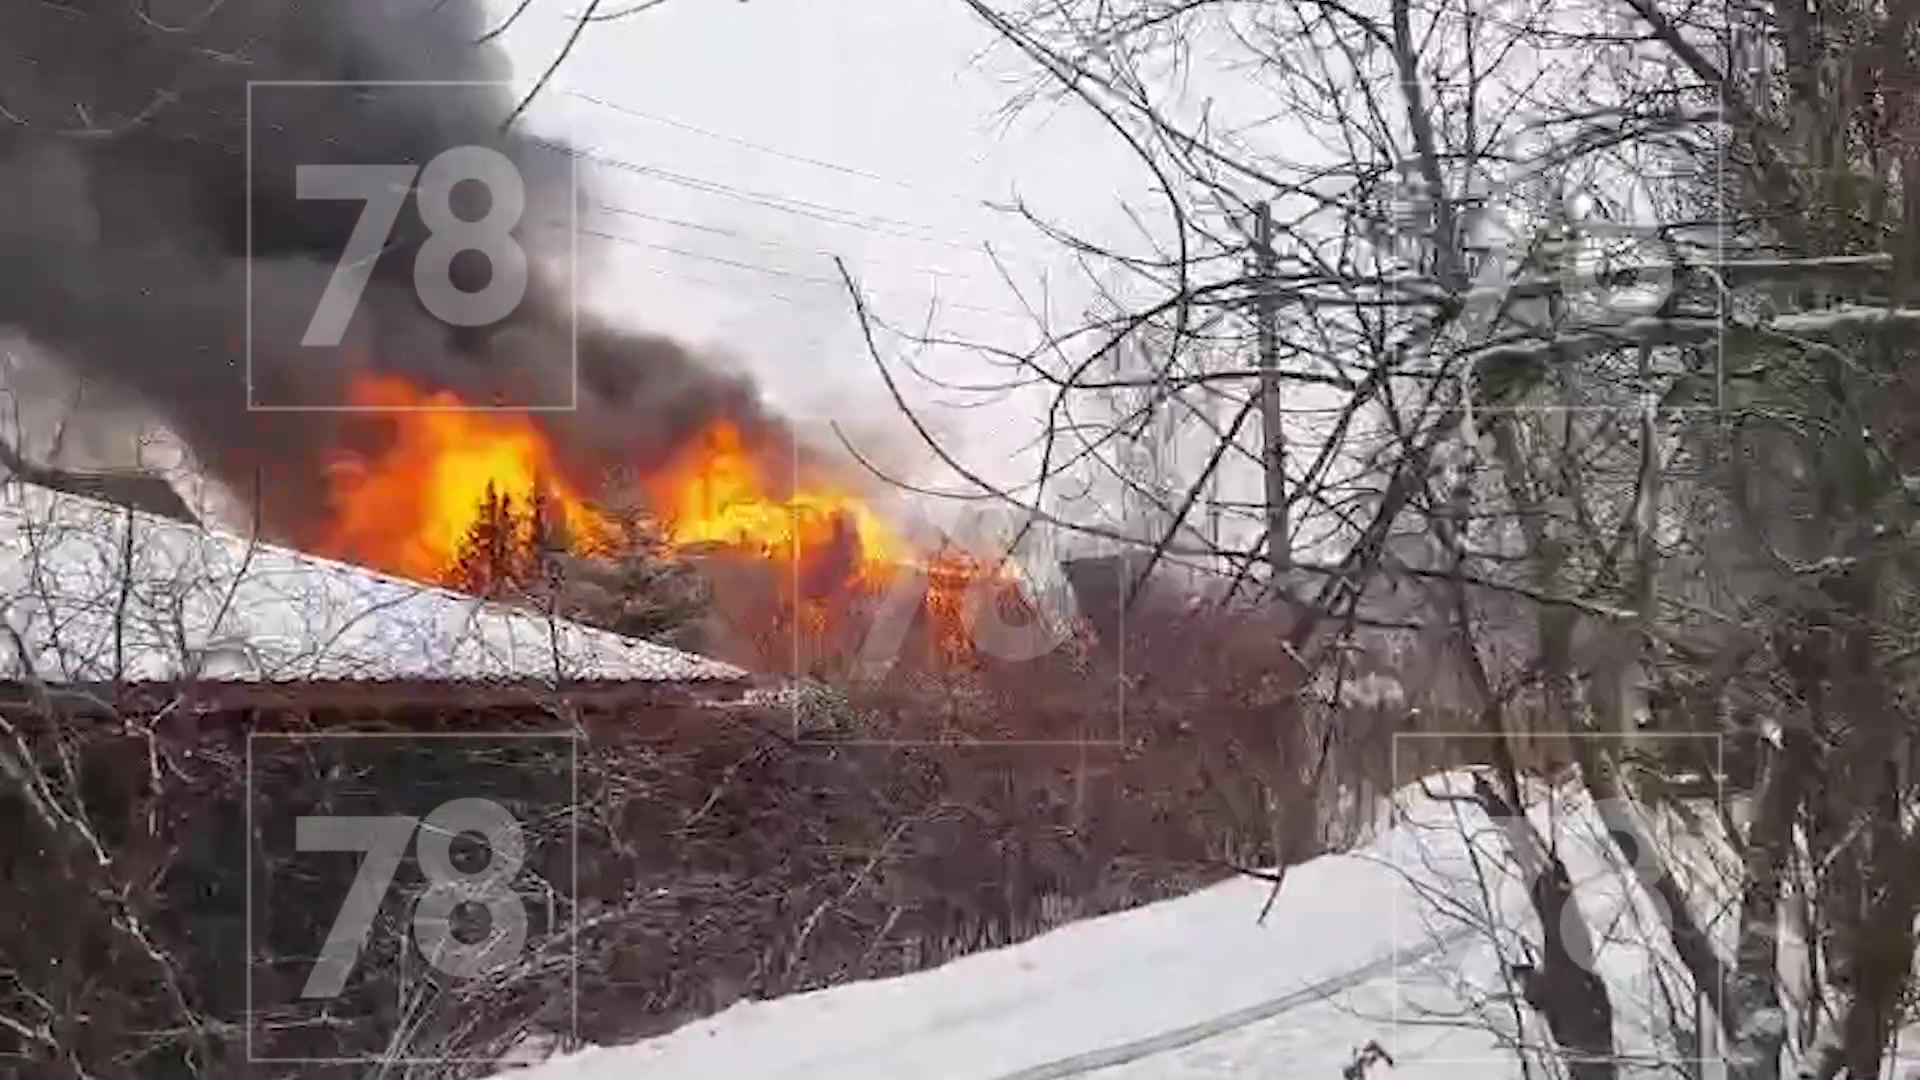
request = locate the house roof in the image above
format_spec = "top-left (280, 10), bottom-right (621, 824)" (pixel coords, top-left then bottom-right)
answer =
top-left (0, 482), bottom-right (749, 696)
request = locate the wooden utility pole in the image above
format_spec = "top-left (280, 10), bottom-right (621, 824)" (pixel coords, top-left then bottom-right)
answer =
top-left (1253, 203), bottom-right (1290, 578)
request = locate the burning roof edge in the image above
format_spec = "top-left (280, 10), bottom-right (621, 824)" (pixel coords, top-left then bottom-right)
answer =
top-left (0, 480), bottom-right (750, 693)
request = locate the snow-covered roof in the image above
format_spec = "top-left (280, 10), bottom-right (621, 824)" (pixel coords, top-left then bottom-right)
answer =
top-left (0, 482), bottom-right (748, 693)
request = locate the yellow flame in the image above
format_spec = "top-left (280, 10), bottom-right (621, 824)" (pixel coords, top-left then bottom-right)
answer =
top-left (320, 374), bottom-right (612, 580)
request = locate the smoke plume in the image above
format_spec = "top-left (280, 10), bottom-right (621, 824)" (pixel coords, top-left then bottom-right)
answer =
top-left (0, 0), bottom-right (794, 544)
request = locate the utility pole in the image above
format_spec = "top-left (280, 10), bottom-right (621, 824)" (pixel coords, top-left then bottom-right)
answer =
top-left (1253, 203), bottom-right (1290, 579)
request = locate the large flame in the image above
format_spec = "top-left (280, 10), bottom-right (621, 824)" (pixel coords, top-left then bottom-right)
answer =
top-left (642, 421), bottom-right (907, 580)
top-left (320, 374), bottom-right (614, 581)
top-left (315, 373), bottom-right (1011, 672)
top-left (318, 376), bottom-right (915, 593)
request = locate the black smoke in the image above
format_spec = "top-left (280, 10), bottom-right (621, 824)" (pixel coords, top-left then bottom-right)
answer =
top-left (0, 0), bottom-right (791, 543)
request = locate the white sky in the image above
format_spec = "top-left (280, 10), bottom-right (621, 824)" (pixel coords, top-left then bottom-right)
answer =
top-left (496, 0), bottom-right (1153, 502)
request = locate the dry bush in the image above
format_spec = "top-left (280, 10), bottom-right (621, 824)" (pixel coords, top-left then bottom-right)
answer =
top-left (0, 663), bottom-right (1294, 1080)
top-left (0, 572), bottom-right (1403, 1078)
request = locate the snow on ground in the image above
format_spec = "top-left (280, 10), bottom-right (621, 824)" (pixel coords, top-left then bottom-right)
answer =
top-left (496, 774), bottom-right (1740, 1080)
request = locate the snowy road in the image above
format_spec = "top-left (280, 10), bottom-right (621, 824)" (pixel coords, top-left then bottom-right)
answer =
top-left (495, 780), bottom-right (1694, 1079)
top-left (990, 923), bottom-right (1479, 1079)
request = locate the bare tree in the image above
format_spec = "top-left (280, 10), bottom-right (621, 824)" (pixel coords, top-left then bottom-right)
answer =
top-left (842, 0), bottom-right (1920, 1076)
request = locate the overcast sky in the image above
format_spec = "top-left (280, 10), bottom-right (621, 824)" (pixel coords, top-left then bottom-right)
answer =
top-left (492, 0), bottom-right (1156, 503)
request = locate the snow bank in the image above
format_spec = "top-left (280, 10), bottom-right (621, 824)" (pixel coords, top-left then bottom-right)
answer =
top-left (490, 773), bottom-right (1740, 1079)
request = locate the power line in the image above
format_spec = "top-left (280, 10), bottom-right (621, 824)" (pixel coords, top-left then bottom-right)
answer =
top-left (617, 259), bottom-right (814, 307)
top-left (530, 138), bottom-right (1088, 322)
top-left (567, 89), bottom-right (1003, 208)
top-left (620, 160), bottom-right (953, 237)
top-left (622, 259), bottom-right (1032, 327)
top-left (583, 228), bottom-right (838, 283)
top-left (597, 203), bottom-right (1020, 286)
top-left (536, 136), bottom-right (1059, 265)
top-left (560, 90), bottom-right (1044, 216)
top-left (581, 226), bottom-right (1042, 321)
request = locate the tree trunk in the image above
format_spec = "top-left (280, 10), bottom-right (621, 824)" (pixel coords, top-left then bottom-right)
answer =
top-left (1723, 728), bottom-right (1812, 1080)
top-left (1472, 772), bottom-right (1620, 1080)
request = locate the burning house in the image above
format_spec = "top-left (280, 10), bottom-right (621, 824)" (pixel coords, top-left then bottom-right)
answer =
top-left (0, 474), bottom-right (1255, 1074)
top-left (0, 6), bottom-right (1417, 1074)
top-left (283, 379), bottom-right (1023, 678)
top-left (0, 0), bottom-right (903, 615)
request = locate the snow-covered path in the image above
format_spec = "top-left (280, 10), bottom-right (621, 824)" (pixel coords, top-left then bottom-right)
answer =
top-left (495, 782), bottom-right (1563, 1080)
top-left (986, 921), bottom-right (1479, 1080)
top-left (510, 866), bottom-right (1477, 1080)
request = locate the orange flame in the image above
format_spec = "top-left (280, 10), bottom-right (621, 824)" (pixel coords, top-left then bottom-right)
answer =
top-left (319, 374), bottom-right (613, 581)
top-left (315, 374), bottom-right (1016, 672)
top-left (643, 421), bottom-right (908, 580)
